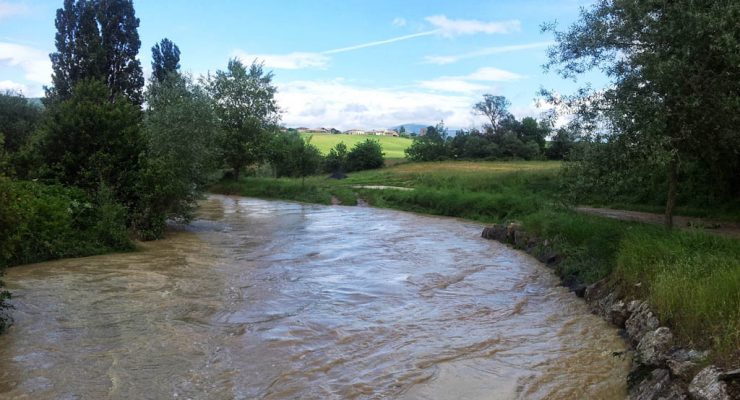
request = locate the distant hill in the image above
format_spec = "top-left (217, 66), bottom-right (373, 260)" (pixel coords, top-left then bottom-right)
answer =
top-left (389, 124), bottom-right (427, 135)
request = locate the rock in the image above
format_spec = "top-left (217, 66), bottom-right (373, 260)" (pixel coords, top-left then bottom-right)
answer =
top-left (671, 349), bottom-right (710, 364)
top-left (636, 327), bottom-right (673, 366)
top-left (608, 299), bottom-right (630, 327)
top-left (506, 222), bottom-right (522, 241)
top-left (668, 359), bottom-right (696, 381)
top-left (689, 366), bottom-right (731, 400)
top-left (631, 368), bottom-right (688, 400)
top-left (481, 225), bottom-right (507, 242)
top-left (717, 368), bottom-right (740, 382)
top-left (625, 301), bottom-right (660, 344)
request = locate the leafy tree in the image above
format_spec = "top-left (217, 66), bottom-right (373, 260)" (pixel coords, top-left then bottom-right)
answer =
top-left (207, 59), bottom-right (280, 180)
top-left (518, 117), bottom-right (549, 154)
top-left (473, 94), bottom-right (511, 136)
top-left (324, 142), bottom-right (348, 173)
top-left (346, 139), bottom-right (384, 171)
top-left (151, 38), bottom-right (181, 83)
top-left (48, 0), bottom-right (144, 105)
top-left (267, 131), bottom-right (322, 180)
top-left (546, 128), bottom-right (575, 160)
top-left (0, 91), bottom-right (42, 153)
top-left (544, 0), bottom-right (740, 228)
top-left (48, 0), bottom-right (105, 101)
top-left (36, 79), bottom-right (143, 209)
top-left (404, 122), bottom-right (448, 161)
top-left (135, 73), bottom-right (218, 239)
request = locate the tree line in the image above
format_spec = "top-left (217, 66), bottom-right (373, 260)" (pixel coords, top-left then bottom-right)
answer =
top-left (405, 94), bottom-right (575, 162)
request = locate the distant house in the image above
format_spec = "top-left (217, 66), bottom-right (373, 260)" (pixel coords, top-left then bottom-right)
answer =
top-left (345, 129), bottom-right (366, 135)
top-left (296, 127), bottom-right (310, 133)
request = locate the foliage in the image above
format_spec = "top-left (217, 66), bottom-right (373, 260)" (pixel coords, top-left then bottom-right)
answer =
top-left (404, 122), bottom-right (448, 161)
top-left (151, 38), bottom-right (180, 83)
top-left (135, 73), bottom-right (219, 239)
top-left (545, 128), bottom-right (575, 160)
top-left (0, 178), bottom-right (131, 268)
top-left (36, 79), bottom-right (143, 211)
top-left (267, 131), bottom-right (323, 179)
top-left (206, 59), bottom-right (280, 180)
top-left (473, 94), bottom-right (511, 135)
top-left (0, 91), bottom-right (43, 154)
top-left (48, 0), bottom-right (144, 105)
top-left (544, 0), bottom-right (740, 227)
top-left (324, 142), bottom-right (348, 173)
top-left (346, 138), bottom-right (384, 172)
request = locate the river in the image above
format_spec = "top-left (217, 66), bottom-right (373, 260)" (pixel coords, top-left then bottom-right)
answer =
top-left (0, 195), bottom-right (629, 399)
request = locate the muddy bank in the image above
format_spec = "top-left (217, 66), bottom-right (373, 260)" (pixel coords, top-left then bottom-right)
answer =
top-left (482, 223), bottom-right (739, 400)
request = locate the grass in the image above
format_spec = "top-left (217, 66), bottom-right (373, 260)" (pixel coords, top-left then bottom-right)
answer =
top-left (301, 133), bottom-right (413, 159)
top-left (210, 160), bottom-right (740, 366)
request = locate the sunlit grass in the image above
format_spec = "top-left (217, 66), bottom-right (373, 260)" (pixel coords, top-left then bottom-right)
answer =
top-left (301, 133), bottom-right (413, 159)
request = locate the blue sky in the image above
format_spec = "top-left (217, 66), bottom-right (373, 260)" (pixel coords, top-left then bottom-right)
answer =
top-left (0, 0), bottom-right (606, 130)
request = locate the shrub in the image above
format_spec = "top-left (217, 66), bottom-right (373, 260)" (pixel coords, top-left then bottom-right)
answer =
top-left (346, 139), bottom-right (384, 171)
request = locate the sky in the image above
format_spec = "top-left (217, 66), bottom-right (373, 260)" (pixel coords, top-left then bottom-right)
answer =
top-left (0, 0), bottom-right (607, 130)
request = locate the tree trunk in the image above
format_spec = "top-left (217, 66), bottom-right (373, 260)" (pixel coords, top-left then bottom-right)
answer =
top-left (664, 156), bottom-right (678, 229)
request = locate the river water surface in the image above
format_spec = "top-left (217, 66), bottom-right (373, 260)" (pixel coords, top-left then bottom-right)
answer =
top-left (0, 195), bottom-right (629, 399)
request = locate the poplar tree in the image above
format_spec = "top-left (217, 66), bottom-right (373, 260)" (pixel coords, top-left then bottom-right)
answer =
top-left (151, 38), bottom-right (181, 82)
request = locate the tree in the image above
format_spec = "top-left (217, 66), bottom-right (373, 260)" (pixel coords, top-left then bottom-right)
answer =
top-left (0, 91), bottom-right (42, 153)
top-left (136, 73), bottom-right (218, 238)
top-left (404, 121), bottom-right (449, 161)
top-left (544, 0), bottom-right (740, 228)
top-left (36, 79), bottom-right (143, 209)
top-left (324, 142), bottom-right (348, 173)
top-left (48, 0), bottom-right (144, 105)
top-left (151, 38), bottom-right (181, 83)
top-left (48, 0), bottom-right (105, 101)
top-left (473, 94), bottom-right (511, 136)
top-left (267, 131), bottom-right (322, 181)
top-left (546, 128), bottom-right (575, 160)
top-left (346, 139), bottom-right (384, 171)
top-left (207, 59), bottom-right (280, 180)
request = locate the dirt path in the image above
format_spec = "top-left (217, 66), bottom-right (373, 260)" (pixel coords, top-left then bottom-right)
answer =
top-left (575, 206), bottom-right (740, 239)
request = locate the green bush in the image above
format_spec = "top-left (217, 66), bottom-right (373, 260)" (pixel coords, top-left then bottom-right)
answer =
top-left (0, 179), bottom-right (132, 267)
top-left (346, 139), bottom-right (384, 171)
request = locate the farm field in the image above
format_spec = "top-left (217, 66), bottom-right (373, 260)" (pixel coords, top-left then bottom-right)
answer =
top-left (300, 133), bottom-right (413, 159)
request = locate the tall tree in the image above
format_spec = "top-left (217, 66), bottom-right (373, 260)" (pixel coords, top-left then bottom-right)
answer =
top-left (48, 0), bottom-right (105, 101)
top-left (151, 38), bottom-right (181, 83)
top-left (473, 94), bottom-right (511, 136)
top-left (48, 0), bottom-right (144, 106)
top-left (544, 0), bottom-right (740, 228)
top-left (206, 59), bottom-right (280, 180)
top-left (97, 0), bottom-right (144, 105)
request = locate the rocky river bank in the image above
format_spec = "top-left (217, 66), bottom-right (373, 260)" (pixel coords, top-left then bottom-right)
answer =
top-left (481, 223), bottom-right (739, 400)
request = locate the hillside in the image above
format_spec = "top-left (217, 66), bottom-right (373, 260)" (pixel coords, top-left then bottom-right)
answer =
top-left (300, 133), bottom-right (412, 159)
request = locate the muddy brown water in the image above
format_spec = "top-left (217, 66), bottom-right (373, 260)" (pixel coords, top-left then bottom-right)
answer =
top-left (0, 195), bottom-right (629, 399)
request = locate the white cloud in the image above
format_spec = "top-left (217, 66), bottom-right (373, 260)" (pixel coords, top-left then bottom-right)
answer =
top-left (0, 42), bottom-right (52, 84)
top-left (424, 41), bottom-right (553, 64)
top-left (232, 50), bottom-right (329, 70)
top-left (392, 17), bottom-right (407, 27)
top-left (275, 79), bottom-right (485, 130)
top-left (419, 78), bottom-right (488, 94)
top-left (0, 79), bottom-right (30, 94)
top-left (465, 67), bottom-right (523, 82)
top-left (425, 15), bottom-right (520, 37)
top-left (418, 67), bottom-right (523, 94)
top-left (0, 2), bottom-right (28, 19)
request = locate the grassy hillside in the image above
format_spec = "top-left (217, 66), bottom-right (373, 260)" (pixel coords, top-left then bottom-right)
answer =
top-left (301, 133), bottom-right (412, 159)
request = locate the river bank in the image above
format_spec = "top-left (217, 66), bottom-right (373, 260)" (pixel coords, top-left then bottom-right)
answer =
top-left (210, 161), bottom-right (740, 398)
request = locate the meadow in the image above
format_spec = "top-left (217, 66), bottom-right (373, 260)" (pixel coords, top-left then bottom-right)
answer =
top-left (300, 133), bottom-right (413, 159)
top-left (211, 160), bottom-right (740, 365)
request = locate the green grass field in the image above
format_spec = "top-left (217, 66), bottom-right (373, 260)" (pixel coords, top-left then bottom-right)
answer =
top-left (211, 160), bottom-right (740, 365)
top-left (300, 133), bottom-right (413, 159)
